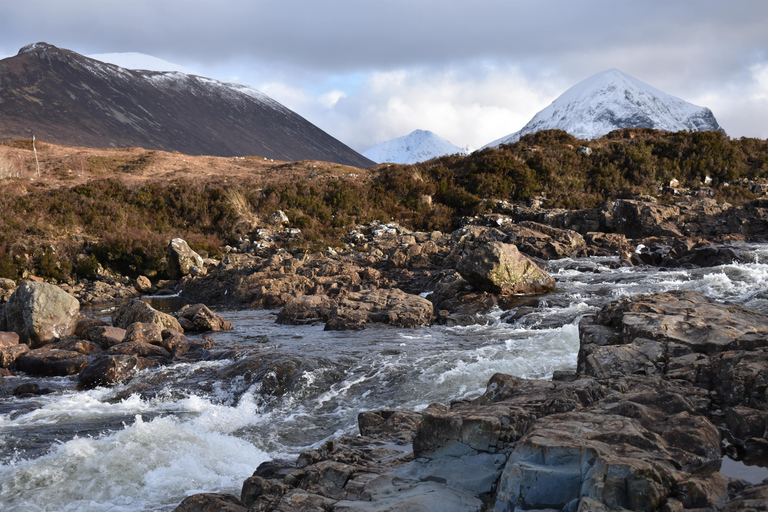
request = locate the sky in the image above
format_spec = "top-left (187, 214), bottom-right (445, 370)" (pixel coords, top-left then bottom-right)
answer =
top-left (1, 0), bottom-right (767, 153)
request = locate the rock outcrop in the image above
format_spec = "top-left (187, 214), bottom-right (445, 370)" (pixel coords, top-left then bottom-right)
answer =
top-left (168, 238), bottom-right (206, 280)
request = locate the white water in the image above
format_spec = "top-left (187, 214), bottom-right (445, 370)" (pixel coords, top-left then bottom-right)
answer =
top-left (2, 244), bottom-right (767, 511)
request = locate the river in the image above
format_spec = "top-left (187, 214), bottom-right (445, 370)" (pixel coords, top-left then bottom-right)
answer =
top-left (2, 245), bottom-right (768, 511)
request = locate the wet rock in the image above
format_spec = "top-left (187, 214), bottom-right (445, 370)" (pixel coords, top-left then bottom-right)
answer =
top-left (49, 338), bottom-right (102, 355)
top-left (112, 298), bottom-right (183, 332)
top-left (324, 288), bottom-right (433, 330)
top-left (457, 242), bottom-right (555, 295)
top-left (168, 238), bottom-right (206, 280)
top-left (106, 340), bottom-right (170, 359)
top-left (174, 303), bottom-right (233, 332)
top-left (172, 493), bottom-right (247, 512)
top-left (86, 325), bottom-right (126, 349)
top-left (724, 482), bottom-right (768, 511)
top-left (78, 354), bottom-right (142, 389)
top-left (334, 477), bottom-right (483, 512)
top-left (357, 410), bottom-right (422, 444)
top-left (170, 336), bottom-right (214, 361)
top-left (4, 281), bottom-right (80, 348)
top-left (16, 347), bottom-right (89, 376)
top-left (494, 388), bottom-right (722, 511)
top-left (13, 382), bottom-right (55, 397)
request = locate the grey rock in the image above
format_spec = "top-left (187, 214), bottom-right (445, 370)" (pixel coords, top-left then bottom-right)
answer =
top-left (4, 281), bottom-right (80, 348)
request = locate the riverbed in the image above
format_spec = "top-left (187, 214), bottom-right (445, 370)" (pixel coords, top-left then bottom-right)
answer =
top-left (2, 245), bottom-right (768, 511)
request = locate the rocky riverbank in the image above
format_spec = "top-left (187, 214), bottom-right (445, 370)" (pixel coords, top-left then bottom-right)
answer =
top-left (174, 291), bottom-right (768, 512)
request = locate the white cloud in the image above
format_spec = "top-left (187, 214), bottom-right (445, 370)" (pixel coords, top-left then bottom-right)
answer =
top-left (255, 66), bottom-right (564, 153)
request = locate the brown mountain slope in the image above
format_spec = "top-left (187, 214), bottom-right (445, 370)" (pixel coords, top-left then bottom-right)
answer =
top-left (0, 43), bottom-right (373, 168)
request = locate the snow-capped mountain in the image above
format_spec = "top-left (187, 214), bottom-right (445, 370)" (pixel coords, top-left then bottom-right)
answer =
top-left (485, 69), bottom-right (722, 147)
top-left (364, 129), bottom-right (469, 164)
top-left (0, 43), bottom-right (372, 167)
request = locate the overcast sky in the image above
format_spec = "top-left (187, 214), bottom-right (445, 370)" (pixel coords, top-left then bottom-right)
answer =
top-left (1, 0), bottom-right (767, 152)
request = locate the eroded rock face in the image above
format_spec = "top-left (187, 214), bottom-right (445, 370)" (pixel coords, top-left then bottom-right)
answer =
top-left (457, 242), bottom-right (555, 295)
top-left (4, 282), bottom-right (80, 348)
top-left (168, 238), bottom-right (205, 280)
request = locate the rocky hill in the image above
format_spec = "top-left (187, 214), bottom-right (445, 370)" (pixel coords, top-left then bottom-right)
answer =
top-left (0, 43), bottom-right (373, 167)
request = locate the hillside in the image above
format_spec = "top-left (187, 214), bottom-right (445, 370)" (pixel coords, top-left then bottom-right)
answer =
top-left (0, 43), bottom-right (373, 167)
top-left (1, 129), bottom-right (768, 283)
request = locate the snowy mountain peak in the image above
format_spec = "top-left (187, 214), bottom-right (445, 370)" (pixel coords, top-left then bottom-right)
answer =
top-left (485, 69), bottom-right (722, 147)
top-left (364, 129), bottom-right (468, 164)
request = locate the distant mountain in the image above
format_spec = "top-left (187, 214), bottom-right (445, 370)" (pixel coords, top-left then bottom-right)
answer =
top-left (0, 43), bottom-right (373, 167)
top-left (363, 129), bottom-right (469, 164)
top-left (485, 69), bottom-right (722, 147)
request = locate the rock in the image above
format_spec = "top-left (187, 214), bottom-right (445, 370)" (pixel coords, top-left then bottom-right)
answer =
top-left (124, 322), bottom-right (164, 344)
top-left (78, 354), bottom-right (142, 388)
top-left (456, 242), bottom-right (555, 295)
top-left (276, 295), bottom-right (337, 325)
top-left (168, 238), bottom-right (205, 280)
top-left (4, 281), bottom-right (80, 348)
top-left (268, 210), bottom-right (290, 226)
top-left (0, 343), bottom-right (30, 369)
top-left (324, 289), bottom-right (433, 330)
top-left (135, 275), bottom-right (152, 292)
top-left (494, 388), bottom-right (722, 511)
top-left (0, 331), bottom-right (20, 348)
top-left (174, 303), bottom-right (233, 332)
top-left (86, 325), bottom-right (127, 349)
top-left (49, 338), bottom-right (102, 355)
top-left (172, 493), bottom-right (247, 512)
top-left (724, 482), bottom-right (768, 511)
top-left (112, 299), bottom-right (183, 332)
top-left (106, 340), bottom-right (170, 359)
top-left (16, 347), bottom-right (89, 376)
top-left (74, 316), bottom-right (109, 338)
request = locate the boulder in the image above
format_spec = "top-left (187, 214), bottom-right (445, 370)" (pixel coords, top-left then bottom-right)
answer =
top-left (123, 322), bottom-right (164, 345)
top-left (456, 242), bottom-right (555, 295)
top-left (175, 303), bottom-right (233, 332)
top-left (324, 289), bottom-right (433, 330)
top-left (4, 282), bottom-right (80, 348)
top-left (86, 325), bottom-right (126, 349)
top-left (112, 299), bottom-right (183, 332)
top-left (16, 347), bottom-right (89, 376)
top-left (0, 331), bottom-right (20, 348)
top-left (74, 316), bottom-right (109, 338)
top-left (106, 340), bottom-right (170, 359)
top-left (276, 295), bottom-right (337, 325)
top-left (135, 275), bottom-right (152, 292)
top-left (167, 238), bottom-right (205, 280)
top-left (78, 354), bottom-right (142, 389)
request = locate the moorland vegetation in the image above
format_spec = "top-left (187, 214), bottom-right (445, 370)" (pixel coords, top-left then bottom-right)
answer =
top-left (1, 128), bottom-right (767, 283)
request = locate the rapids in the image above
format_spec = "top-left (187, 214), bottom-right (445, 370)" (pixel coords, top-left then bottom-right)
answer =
top-left (2, 244), bottom-right (768, 511)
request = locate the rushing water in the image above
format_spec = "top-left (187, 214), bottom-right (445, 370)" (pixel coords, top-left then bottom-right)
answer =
top-left (2, 244), bottom-right (768, 511)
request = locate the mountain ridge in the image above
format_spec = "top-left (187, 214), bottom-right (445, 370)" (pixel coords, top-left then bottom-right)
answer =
top-left (485, 69), bottom-right (722, 148)
top-left (0, 43), bottom-right (373, 167)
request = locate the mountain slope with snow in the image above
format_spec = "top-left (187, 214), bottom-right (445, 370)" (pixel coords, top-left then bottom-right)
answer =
top-left (485, 69), bottom-right (722, 147)
top-left (0, 43), bottom-right (372, 166)
top-left (87, 52), bottom-right (205, 76)
top-left (364, 129), bottom-right (468, 164)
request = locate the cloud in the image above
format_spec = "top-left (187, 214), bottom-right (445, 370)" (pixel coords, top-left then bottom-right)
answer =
top-left (256, 65), bottom-right (563, 152)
